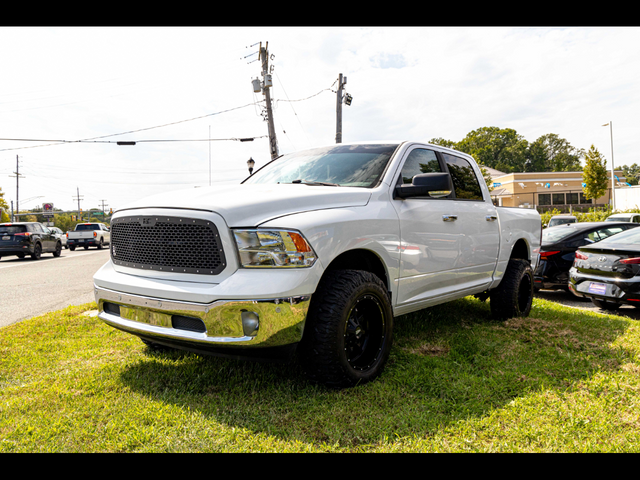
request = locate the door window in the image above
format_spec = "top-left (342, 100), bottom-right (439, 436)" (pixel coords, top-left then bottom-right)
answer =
top-left (399, 148), bottom-right (442, 184)
top-left (441, 153), bottom-right (484, 201)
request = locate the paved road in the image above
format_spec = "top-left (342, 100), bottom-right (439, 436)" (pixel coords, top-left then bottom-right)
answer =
top-left (0, 247), bottom-right (110, 328)
top-left (536, 288), bottom-right (640, 320)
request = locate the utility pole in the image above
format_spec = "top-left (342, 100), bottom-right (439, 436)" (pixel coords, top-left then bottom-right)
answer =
top-left (9, 155), bottom-right (24, 217)
top-left (100, 199), bottom-right (108, 218)
top-left (73, 187), bottom-right (83, 221)
top-left (335, 74), bottom-right (351, 144)
top-left (256, 42), bottom-right (279, 160)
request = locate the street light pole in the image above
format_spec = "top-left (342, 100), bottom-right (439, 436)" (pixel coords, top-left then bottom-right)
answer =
top-left (603, 121), bottom-right (616, 211)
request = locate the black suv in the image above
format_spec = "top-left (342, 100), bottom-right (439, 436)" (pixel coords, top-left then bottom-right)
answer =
top-left (0, 222), bottom-right (62, 260)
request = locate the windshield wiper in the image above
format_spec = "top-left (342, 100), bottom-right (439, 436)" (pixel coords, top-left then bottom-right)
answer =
top-left (291, 179), bottom-right (340, 186)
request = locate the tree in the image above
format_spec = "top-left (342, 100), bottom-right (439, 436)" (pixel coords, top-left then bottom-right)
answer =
top-left (455, 127), bottom-right (529, 173)
top-left (622, 163), bottom-right (640, 186)
top-left (527, 133), bottom-right (583, 172)
top-left (428, 137), bottom-right (457, 149)
top-left (54, 213), bottom-right (78, 233)
top-left (582, 145), bottom-right (609, 201)
top-left (0, 187), bottom-right (9, 222)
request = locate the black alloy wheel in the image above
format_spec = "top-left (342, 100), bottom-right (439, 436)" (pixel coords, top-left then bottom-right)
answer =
top-left (299, 269), bottom-right (394, 389)
top-left (343, 294), bottom-right (386, 371)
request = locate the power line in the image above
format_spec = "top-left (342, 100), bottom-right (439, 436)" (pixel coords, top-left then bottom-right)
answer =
top-left (0, 135), bottom-right (267, 146)
top-left (0, 102), bottom-right (261, 152)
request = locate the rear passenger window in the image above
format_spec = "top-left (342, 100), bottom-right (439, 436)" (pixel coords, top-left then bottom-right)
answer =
top-left (400, 148), bottom-right (442, 184)
top-left (441, 153), bottom-right (484, 201)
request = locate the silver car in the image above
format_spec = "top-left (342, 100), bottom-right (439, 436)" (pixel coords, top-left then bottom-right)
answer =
top-left (49, 227), bottom-right (68, 249)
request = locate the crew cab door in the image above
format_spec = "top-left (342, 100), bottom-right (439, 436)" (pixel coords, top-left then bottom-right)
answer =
top-left (391, 146), bottom-right (499, 306)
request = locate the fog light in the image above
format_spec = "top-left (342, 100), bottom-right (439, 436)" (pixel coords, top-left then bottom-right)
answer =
top-left (241, 311), bottom-right (260, 337)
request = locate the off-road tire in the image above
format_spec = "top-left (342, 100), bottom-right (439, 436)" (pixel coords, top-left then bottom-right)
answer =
top-left (591, 298), bottom-right (621, 311)
top-left (299, 269), bottom-right (393, 389)
top-left (490, 259), bottom-right (534, 319)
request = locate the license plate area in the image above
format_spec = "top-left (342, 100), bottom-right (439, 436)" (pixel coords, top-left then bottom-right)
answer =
top-left (588, 282), bottom-right (609, 296)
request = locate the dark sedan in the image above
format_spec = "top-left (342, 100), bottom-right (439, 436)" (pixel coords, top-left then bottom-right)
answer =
top-left (534, 221), bottom-right (640, 293)
top-left (570, 226), bottom-right (640, 310)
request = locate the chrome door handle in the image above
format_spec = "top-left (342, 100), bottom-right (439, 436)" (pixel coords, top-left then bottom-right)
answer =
top-left (486, 215), bottom-right (498, 222)
top-left (442, 215), bottom-right (458, 222)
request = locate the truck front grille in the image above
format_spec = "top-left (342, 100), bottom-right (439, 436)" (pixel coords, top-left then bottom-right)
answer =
top-left (110, 215), bottom-right (226, 275)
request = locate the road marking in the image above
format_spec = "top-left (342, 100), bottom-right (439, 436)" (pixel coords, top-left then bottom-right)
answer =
top-left (0, 250), bottom-right (109, 270)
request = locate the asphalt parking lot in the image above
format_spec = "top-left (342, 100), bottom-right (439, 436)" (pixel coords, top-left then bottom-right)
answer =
top-left (536, 288), bottom-right (640, 320)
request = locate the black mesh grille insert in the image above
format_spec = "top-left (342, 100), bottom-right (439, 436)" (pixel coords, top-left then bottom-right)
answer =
top-left (172, 315), bottom-right (206, 333)
top-left (110, 215), bottom-right (226, 275)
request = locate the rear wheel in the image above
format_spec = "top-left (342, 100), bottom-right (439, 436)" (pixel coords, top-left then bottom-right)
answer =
top-left (299, 270), bottom-right (393, 389)
top-left (31, 243), bottom-right (42, 260)
top-left (69, 245), bottom-right (76, 251)
top-left (97, 238), bottom-right (104, 249)
top-left (53, 242), bottom-right (62, 257)
top-left (490, 259), bottom-right (534, 319)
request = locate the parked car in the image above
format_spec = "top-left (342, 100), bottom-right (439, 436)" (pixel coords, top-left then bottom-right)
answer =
top-left (49, 226), bottom-right (68, 249)
top-left (93, 141), bottom-right (542, 388)
top-left (546, 215), bottom-right (577, 228)
top-left (605, 213), bottom-right (640, 224)
top-left (67, 223), bottom-right (110, 250)
top-left (534, 221), bottom-right (640, 293)
top-left (0, 222), bottom-right (62, 260)
top-left (570, 226), bottom-right (640, 310)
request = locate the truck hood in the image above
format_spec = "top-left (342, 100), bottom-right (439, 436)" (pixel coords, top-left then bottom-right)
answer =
top-left (117, 183), bottom-right (372, 226)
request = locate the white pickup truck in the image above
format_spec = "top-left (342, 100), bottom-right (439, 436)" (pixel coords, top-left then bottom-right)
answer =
top-left (67, 223), bottom-right (111, 251)
top-left (93, 142), bottom-right (541, 388)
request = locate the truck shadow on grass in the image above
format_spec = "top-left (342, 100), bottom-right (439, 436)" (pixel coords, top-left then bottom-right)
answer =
top-left (118, 296), bottom-right (633, 449)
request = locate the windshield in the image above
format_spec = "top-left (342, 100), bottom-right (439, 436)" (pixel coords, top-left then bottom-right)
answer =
top-left (0, 225), bottom-right (27, 234)
top-left (606, 216), bottom-right (628, 222)
top-left (76, 224), bottom-right (100, 231)
top-left (542, 226), bottom-right (580, 243)
top-left (591, 226), bottom-right (640, 246)
top-left (549, 218), bottom-right (575, 226)
top-left (244, 144), bottom-right (399, 188)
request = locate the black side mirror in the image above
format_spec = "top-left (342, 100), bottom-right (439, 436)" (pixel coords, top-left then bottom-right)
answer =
top-left (395, 172), bottom-right (453, 199)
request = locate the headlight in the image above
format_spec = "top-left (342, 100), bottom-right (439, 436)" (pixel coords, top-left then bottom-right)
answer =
top-left (233, 229), bottom-right (317, 268)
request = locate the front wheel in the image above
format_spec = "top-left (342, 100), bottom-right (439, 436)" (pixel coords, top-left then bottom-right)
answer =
top-left (299, 270), bottom-right (393, 389)
top-left (490, 259), bottom-right (534, 319)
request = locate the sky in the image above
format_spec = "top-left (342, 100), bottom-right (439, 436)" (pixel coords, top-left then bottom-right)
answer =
top-left (1, 26), bottom-right (639, 214)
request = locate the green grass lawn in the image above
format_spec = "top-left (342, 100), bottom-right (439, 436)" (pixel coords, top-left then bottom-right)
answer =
top-left (1, 296), bottom-right (639, 452)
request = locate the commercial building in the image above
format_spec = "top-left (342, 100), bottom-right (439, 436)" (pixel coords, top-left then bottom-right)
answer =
top-left (488, 169), bottom-right (625, 213)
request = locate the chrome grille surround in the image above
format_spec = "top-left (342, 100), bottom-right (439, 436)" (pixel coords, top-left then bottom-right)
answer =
top-left (110, 215), bottom-right (226, 275)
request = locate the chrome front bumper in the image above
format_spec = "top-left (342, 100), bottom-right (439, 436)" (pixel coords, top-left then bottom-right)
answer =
top-left (94, 285), bottom-right (311, 351)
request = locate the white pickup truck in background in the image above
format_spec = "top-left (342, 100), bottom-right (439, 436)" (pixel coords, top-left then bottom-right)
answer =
top-left (67, 222), bottom-right (111, 251)
top-left (93, 141), bottom-right (541, 388)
